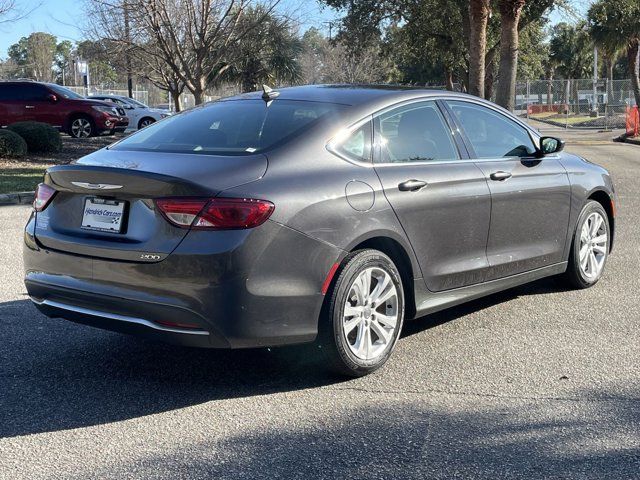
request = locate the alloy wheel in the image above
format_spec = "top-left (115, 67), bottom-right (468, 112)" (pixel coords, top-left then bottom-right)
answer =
top-left (579, 212), bottom-right (608, 280)
top-left (71, 118), bottom-right (92, 138)
top-left (342, 267), bottom-right (399, 361)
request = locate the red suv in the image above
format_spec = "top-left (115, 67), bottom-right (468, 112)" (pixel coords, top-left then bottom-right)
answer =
top-left (0, 81), bottom-right (129, 138)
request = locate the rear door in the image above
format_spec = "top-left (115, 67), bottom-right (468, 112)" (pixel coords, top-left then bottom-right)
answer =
top-left (445, 99), bottom-right (571, 280)
top-left (372, 100), bottom-right (492, 292)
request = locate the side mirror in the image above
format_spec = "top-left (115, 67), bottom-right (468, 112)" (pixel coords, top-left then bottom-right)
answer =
top-left (539, 136), bottom-right (564, 156)
top-left (47, 94), bottom-right (58, 103)
top-left (124, 104), bottom-right (134, 110)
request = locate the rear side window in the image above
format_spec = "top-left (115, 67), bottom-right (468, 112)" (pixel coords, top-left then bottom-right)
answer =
top-left (0, 84), bottom-right (46, 101)
top-left (18, 84), bottom-right (48, 101)
top-left (447, 100), bottom-right (536, 158)
top-left (0, 84), bottom-right (17, 100)
top-left (374, 101), bottom-right (459, 163)
top-left (112, 99), bottom-right (347, 155)
top-left (329, 121), bottom-right (372, 162)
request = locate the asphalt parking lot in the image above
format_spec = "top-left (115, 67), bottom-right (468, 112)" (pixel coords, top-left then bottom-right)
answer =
top-left (0, 122), bottom-right (638, 479)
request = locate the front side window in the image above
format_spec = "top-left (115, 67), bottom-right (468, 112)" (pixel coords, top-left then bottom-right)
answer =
top-left (375, 101), bottom-right (459, 163)
top-left (447, 100), bottom-right (537, 158)
top-left (112, 99), bottom-right (346, 155)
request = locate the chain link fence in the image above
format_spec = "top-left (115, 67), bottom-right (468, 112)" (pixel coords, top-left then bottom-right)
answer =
top-left (65, 83), bottom-right (242, 112)
top-left (515, 79), bottom-right (636, 130)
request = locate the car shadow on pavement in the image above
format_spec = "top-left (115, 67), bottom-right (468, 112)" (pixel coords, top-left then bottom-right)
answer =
top-left (402, 277), bottom-right (571, 338)
top-left (0, 277), bottom-right (569, 439)
top-left (0, 299), bottom-right (342, 439)
top-left (68, 388), bottom-right (640, 479)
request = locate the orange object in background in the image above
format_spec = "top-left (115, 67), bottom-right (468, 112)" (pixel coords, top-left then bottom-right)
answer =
top-left (626, 105), bottom-right (639, 137)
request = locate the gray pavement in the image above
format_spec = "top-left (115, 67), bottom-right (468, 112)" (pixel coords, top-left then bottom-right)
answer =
top-left (0, 124), bottom-right (639, 479)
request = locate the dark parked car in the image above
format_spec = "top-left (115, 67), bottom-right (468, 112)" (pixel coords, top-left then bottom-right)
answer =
top-left (0, 80), bottom-right (128, 137)
top-left (24, 85), bottom-right (616, 376)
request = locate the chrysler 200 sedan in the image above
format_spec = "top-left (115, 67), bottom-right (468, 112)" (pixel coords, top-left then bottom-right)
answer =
top-left (24, 85), bottom-right (616, 376)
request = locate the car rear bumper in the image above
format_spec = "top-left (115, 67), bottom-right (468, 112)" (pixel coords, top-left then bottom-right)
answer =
top-left (24, 215), bottom-right (343, 348)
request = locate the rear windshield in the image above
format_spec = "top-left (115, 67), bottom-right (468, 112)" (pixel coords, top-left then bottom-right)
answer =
top-left (111, 99), bottom-right (347, 155)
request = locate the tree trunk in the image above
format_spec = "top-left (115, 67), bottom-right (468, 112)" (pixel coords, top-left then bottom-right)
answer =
top-left (495, 0), bottom-right (525, 110)
top-left (607, 59), bottom-right (613, 104)
top-left (170, 89), bottom-right (182, 113)
top-left (444, 67), bottom-right (454, 91)
top-left (484, 46), bottom-right (499, 101)
top-left (241, 74), bottom-right (257, 93)
top-left (193, 88), bottom-right (205, 105)
top-left (628, 38), bottom-right (640, 107)
top-left (468, 0), bottom-right (490, 98)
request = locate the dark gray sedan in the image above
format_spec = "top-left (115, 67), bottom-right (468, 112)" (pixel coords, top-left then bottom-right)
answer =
top-left (24, 85), bottom-right (616, 376)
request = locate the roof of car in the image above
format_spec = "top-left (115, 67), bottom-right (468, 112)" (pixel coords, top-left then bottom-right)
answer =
top-left (89, 94), bottom-right (125, 99)
top-left (221, 84), bottom-right (472, 107)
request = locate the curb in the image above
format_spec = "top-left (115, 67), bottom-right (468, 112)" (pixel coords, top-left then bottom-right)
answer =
top-left (0, 191), bottom-right (34, 206)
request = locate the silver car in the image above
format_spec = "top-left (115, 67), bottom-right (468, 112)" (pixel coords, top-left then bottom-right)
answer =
top-left (89, 94), bottom-right (171, 130)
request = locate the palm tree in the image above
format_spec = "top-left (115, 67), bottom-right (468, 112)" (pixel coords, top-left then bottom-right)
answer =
top-left (495, 0), bottom-right (526, 110)
top-left (468, 0), bottom-right (491, 98)
top-left (588, 0), bottom-right (640, 107)
top-left (216, 7), bottom-right (303, 93)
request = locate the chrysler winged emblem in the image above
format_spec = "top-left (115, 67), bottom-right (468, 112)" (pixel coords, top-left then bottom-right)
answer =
top-left (71, 182), bottom-right (123, 190)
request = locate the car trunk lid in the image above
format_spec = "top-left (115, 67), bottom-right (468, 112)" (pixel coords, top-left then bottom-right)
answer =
top-left (34, 149), bottom-right (267, 262)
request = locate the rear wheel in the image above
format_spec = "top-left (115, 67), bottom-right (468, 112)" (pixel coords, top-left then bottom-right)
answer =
top-left (320, 249), bottom-right (405, 377)
top-left (68, 116), bottom-right (94, 138)
top-left (562, 200), bottom-right (610, 289)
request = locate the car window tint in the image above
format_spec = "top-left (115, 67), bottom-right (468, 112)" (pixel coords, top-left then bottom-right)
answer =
top-left (0, 84), bottom-right (18, 100)
top-left (11, 84), bottom-right (47, 101)
top-left (447, 100), bottom-right (537, 158)
top-left (332, 122), bottom-right (372, 162)
top-left (112, 99), bottom-right (346, 155)
top-left (375, 101), bottom-right (458, 163)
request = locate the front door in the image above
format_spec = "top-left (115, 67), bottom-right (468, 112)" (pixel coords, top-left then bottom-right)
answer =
top-left (445, 100), bottom-right (571, 280)
top-left (373, 100), bottom-right (492, 292)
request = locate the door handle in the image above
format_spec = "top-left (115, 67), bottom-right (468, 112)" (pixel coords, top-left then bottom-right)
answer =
top-left (489, 171), bottom-right (512, 181)
top-left (398, 179), bottom-right (428, 191)
top-left (25, 105), bottom-right (35, 109)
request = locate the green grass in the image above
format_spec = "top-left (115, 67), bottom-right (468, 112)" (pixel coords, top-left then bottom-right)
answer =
top-left (0, 165), bottom-right (48, 194)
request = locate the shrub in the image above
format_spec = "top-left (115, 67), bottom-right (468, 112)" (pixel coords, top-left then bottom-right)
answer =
top-left (7, 121), bottom-right (62, 154)
top-left (0, 129), bottom-right (28, 158)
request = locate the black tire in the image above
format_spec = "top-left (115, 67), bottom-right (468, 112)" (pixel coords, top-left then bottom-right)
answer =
top-left (562, 200), bottom-right (610, 289)
top-left (319, 249), bottom-right (405, 377)
top-left (67, 115), bottom-right (95, 138)
top-left (138, 117), bottom-right (155, 129)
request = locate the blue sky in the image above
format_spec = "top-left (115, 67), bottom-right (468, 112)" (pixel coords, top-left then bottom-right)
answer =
top-left (0, 0), bottom-right (339, 57)
top-left (0, 0), bottom-right (592, 59)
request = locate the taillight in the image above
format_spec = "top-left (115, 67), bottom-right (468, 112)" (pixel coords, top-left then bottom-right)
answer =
top-left (156, 197), bottom-right (274, 230)
top-left (33, 183), bottom-right (56, 212)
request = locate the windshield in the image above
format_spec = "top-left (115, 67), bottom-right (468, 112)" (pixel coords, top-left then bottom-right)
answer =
top-left (48, 84), bottom-right (84, 100)
top-left (111, 99), bottom-right (347, 155)
top-left (127, 98), bottom-right (148, 108)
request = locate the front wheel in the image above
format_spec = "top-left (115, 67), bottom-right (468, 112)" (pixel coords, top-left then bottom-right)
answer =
top-left (68, 116), bottom-right (94, 138)
top-left (138, 117), bottom-right (155, 129)
top-left (562, 200), bottom-right (610, 289)
top-left (320, 249), bottom-right (405, 377)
